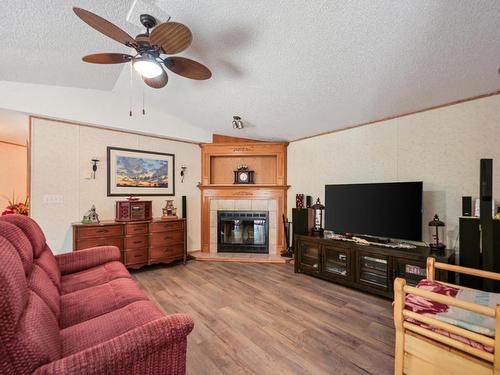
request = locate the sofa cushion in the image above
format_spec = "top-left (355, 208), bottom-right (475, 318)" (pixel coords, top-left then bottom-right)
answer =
top-left (60, 278), bottom-right (149, 328)
top-left (0, 236), bottom-right (29, 338)
top-left (0, 215), bottom-right (61, 290)
top-left (61, 300), bottom-right (164, 356)
top-left (0, 221), bottom-right (33, 275)
top-left (0, 235), bottom-right (62, 374)
top-left (60, 261), bottom-right (131, 294)
top-left (35, 246), bottom-right (61, 291)
top-left (14, 292), bottom-right (62, 371)
top-left (0, 215), bottom-right (46, 256)
top-left (28, 264), bottom-right (61, 319)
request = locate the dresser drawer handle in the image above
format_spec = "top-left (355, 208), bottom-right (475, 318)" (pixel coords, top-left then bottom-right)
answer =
top-left (133, 240), bottom-right (143, 244)
top-left (133, 228), bottom-right (142, 231)
top-left (96, 229), bottom-right (108, 233)
top-left (133, 254), bottom-right (143, 258)
top-left (164, 236), bottom-right (173, 240)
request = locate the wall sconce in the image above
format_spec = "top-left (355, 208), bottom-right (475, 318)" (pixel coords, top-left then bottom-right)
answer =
top-left (180, 165), bottom-right (187, 183)
top-left (232, 116), bottom-right (244, 129)
top-left (91, 158), bottom-right (99, 179)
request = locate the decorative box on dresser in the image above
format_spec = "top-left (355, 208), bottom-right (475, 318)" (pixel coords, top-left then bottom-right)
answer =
top-left (72, 218), bottom-right (187, 269)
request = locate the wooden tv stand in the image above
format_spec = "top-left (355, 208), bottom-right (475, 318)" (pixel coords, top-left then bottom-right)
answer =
top-left (294, 235), bottom-right (455, 298)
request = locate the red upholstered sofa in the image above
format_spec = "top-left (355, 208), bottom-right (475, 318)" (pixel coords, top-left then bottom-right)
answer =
top-left (0, 214), bottom-right (193, 375)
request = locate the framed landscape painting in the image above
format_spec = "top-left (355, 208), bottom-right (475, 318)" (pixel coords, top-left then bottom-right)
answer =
top-left (107, 147), bottom-right (175, 196)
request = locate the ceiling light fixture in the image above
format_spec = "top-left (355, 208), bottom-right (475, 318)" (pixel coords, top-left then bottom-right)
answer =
top-left (133, 55), bottom-right (163, 78)
top-left (232, 116), bottom-right (244, 129)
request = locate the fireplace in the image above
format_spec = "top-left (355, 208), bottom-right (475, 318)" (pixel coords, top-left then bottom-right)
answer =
top-left (217, 211), bottom-right (269, 253)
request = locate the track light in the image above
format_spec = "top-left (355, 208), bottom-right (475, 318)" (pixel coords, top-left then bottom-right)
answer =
top-left (232, 116), bottom-right (244, 129)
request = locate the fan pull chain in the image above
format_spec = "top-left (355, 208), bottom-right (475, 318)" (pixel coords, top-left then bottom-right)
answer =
top-left (129, 63), bottom-right (133, 117)
top-left (142, 88), bottom-right (146, 115)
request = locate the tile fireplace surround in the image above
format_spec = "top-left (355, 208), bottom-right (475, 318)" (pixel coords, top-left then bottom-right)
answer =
top-left (209, 199), bottom-right (278, 254)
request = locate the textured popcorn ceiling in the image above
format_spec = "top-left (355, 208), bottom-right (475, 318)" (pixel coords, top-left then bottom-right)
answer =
top-left (1, 1), bottom-right (500, 141)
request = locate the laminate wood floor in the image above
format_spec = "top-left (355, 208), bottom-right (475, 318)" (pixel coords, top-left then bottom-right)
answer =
top-left (132, 261), bottom-right (395, 375)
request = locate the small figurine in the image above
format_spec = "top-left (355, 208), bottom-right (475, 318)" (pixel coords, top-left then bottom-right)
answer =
top-left (82, 205), bottom-right (100, 224)
top-left (162, 200), bottom-right (177, 220)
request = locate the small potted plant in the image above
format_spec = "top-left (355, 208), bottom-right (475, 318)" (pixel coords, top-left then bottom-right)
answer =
top-left (2, 194), bottom-right (29, 216)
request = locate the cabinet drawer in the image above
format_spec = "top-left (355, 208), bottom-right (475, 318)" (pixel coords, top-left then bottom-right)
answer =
top-left (125, 248), bottom-right (148, 265)
top-left (150, 231), bottom-right (184, 246)
top-left (125, 223), bottom-right (148, 235)
top-left (150, 221), bottom-right (184, 233)
top-left (76, 237), bottom-right (123, 250)
top-left (150, 244), bottom-right (184, 261)
top-left (78, 225), bottom-right (123, 238)
top-left (125, 235), bottom-right (149, 249)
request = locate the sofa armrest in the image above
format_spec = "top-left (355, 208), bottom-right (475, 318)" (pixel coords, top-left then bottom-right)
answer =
top-left (34, 314), bottom-right (194, 375)
top-left (56, 246), bottom-right (121, 275)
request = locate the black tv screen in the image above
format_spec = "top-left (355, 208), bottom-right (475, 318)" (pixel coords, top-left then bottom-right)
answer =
top-left (325, 182), bottom-right (423, 241)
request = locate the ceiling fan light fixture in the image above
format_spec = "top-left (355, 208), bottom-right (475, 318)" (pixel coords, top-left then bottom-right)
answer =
top-left (133, 56), bottom-right (163, 78)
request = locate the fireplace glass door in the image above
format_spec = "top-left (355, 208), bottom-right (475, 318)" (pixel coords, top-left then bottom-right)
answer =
top-left (218, 211), bottom-right (269, 253)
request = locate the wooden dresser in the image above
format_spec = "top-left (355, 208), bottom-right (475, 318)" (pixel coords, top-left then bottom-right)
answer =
top-left (72, 218), bottom-right (187, 269)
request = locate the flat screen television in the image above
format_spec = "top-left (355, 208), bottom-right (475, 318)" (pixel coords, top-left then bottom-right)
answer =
top-left (324, 181), bottom-right (423, 241)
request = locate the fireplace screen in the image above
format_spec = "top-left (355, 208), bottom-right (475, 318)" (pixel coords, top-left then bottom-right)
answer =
top-left (218, 211), bottom-right (269, 253)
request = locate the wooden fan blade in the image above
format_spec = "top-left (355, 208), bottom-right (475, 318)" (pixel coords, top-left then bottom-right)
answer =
top-left (164, 57), bottom-right (212, 80)
top-left (73, 7), bottom-right (136, 46)
top-left (142, 67), bottom-right (169, 89)
top-left (82, 53), bottom-right (132, 64)
top-left (150, 22), bottom-right (192, 54)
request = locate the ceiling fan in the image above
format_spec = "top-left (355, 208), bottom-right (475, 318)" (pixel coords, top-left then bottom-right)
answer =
top-left (73, 7), bottom-right (212, 89)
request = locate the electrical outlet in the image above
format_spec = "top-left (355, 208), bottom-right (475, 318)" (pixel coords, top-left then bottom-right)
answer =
top-left (43, 195), bottom-right (64, 204)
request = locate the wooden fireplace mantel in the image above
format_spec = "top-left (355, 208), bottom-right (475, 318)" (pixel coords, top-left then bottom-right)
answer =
top-left (199, 141), bottom-right (289, 253)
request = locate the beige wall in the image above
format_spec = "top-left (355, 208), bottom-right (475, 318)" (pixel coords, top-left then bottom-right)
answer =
top-left (0, 141), bottom-right (27, 209)
top-left (31, 118), bottom-right (201, 253)
top-left (288, 94), bottom-right (500, 250)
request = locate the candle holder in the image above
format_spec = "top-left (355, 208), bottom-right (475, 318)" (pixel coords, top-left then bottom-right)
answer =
top-left (428, 214), bottom-right (446, 251)
top-left (311, 198), bottom-right (325, 236)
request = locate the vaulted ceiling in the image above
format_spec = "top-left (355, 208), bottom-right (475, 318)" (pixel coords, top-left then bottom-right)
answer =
top-left (1, 1), bottom-right (500, 141)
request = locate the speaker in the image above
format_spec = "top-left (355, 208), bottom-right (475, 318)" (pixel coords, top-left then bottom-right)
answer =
top-left (480, 159), bottom-right (495, 290)
top-left (462, 196), bottom-right (472, 216)
top-left (306, 195), bottom-right (312, 208)
top-left (292, 208), bottom-right (314, 236)
top-left (182, 196), bottom-right (187, 219)
top-left (480, 159), bottom-right (493, 201)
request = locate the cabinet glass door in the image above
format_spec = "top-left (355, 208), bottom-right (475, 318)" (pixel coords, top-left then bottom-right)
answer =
top-left (322, 246), bottom-right (351, 280)
top-left (297, 240), bottom-right (320, 273)
top-left (395, 258), bottom-right (426, 286)
top-left (358, 252), bottom-right (390, 291)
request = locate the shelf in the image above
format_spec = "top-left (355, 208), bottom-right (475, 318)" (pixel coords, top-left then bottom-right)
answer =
top-left (325, 265), bottom-right (347, 276)
top-left (325, 259), bottom-right (347, 267)
top-left (198, 184), bottom-right (290, 190)
top-left (198, 184), bottom-right (290, 188)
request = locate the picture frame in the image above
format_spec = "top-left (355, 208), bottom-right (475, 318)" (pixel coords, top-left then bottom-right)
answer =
top-left (107, 147), bottom-right (175, 196)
